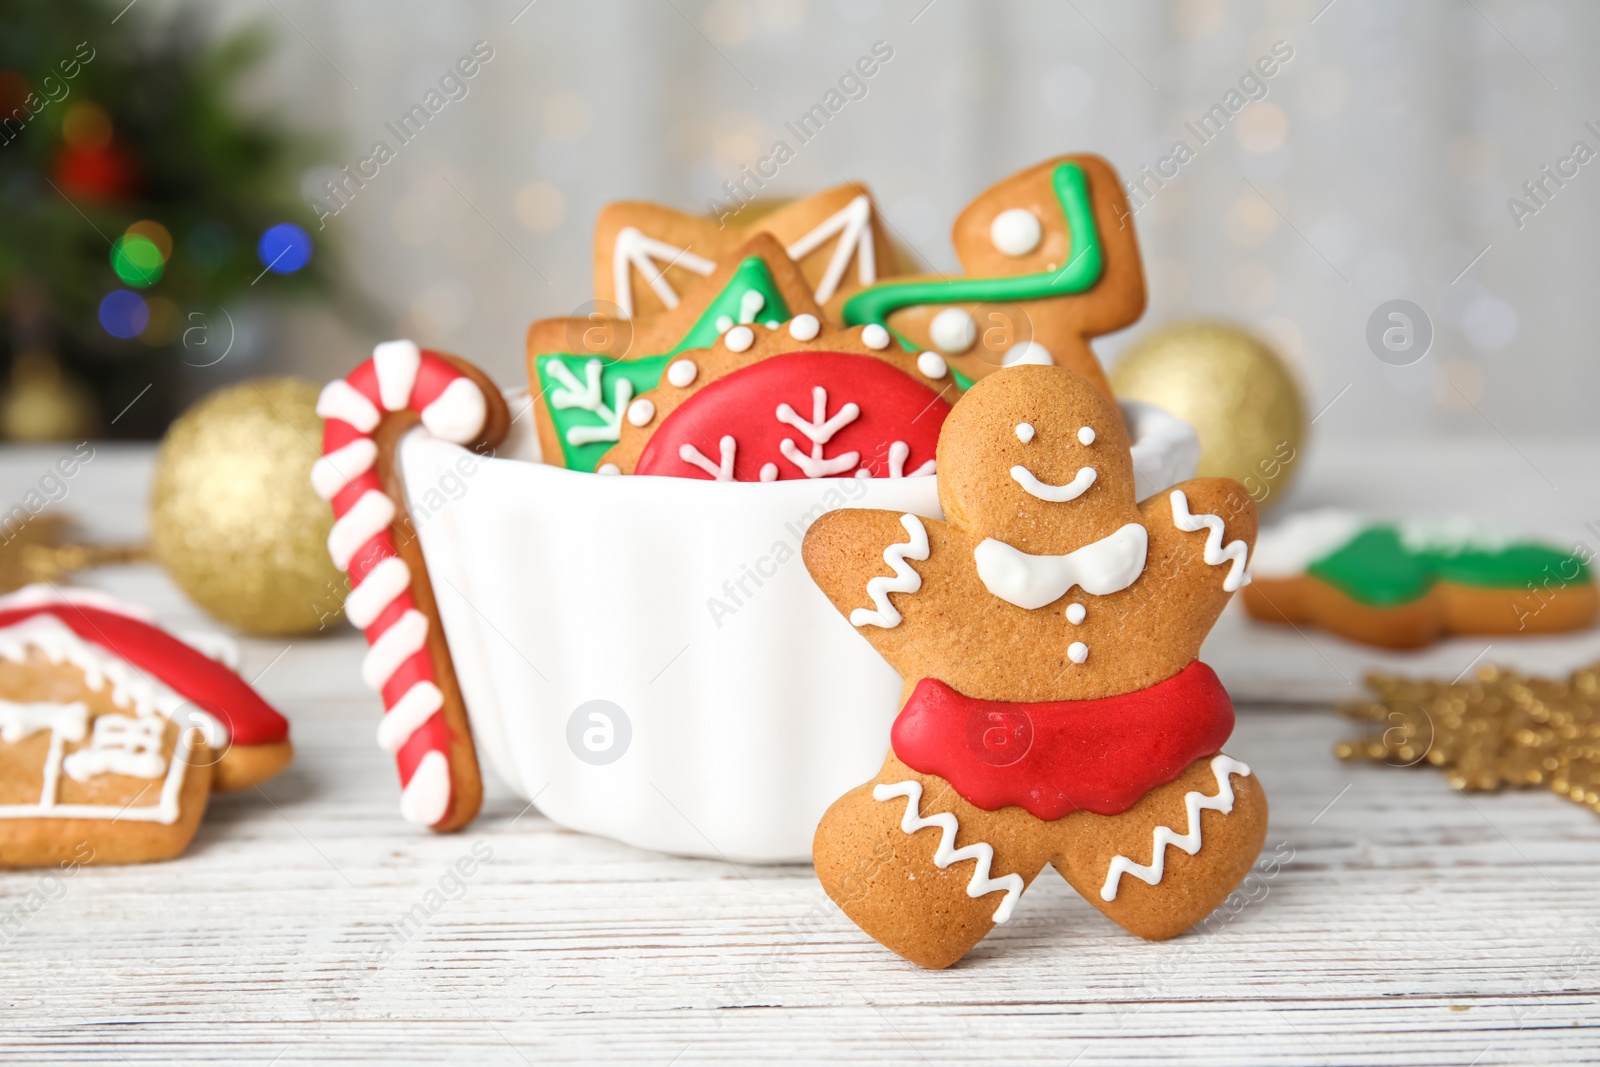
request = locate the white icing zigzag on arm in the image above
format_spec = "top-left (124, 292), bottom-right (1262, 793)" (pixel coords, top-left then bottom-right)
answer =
top-left (1170, 489), bottom-right (1251, 592)
top-left (1100, 756), bottom-right (1252, 903)
top-left (850, 514), bottom-right (930, 628)
top-left (873, 780), bottom-right (1025, 923)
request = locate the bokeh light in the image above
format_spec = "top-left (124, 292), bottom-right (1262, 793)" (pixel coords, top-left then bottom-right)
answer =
top-left (61, 101), bottom-right (113, 150)
top-left (256, 223), bottom-right (311, 273)
top-left (126, 219), bottom-right (172, 260)
top-left (110, 234), bottom-right (164, 287)
top-left (98, 289), bottom-right (149, 338)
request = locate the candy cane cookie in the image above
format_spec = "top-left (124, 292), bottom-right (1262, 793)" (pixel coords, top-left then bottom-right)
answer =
top-left (314, 342), bottom-right (509, 832)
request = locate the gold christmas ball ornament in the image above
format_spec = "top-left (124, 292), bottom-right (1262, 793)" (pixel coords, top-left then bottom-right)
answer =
top-left (150, 378), bottom-right (344, 635)
top-left (1111, 320), bottom-right (1306, 510)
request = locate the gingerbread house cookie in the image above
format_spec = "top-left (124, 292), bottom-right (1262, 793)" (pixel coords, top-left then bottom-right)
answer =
top-left (0, 586), bottom-right (292, 867)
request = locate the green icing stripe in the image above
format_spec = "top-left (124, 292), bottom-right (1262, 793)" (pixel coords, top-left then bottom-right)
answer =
top-left (1308, 527), bottom-right (1432, 607)
top-left (1424, 542), bottom-right (1589, 590)
top-left (534, 255), bottom-right (795, 471)
top-left (670, 257), bottom-right (791, 354)
top-left (535, 353), bottom-right (670, 472)
top-left (841, 161), bottom-right (1105, 329)
top-left (1306, 524), bottom-right (1589, 607)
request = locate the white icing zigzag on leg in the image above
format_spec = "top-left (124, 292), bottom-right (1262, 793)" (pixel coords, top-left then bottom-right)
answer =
top-left (1169, 490), bottom-right (1251, 592)
top-left (850, 514), bottom-right (930, 629)
top-left (873, 779), bottom-right (1025, 923)
top-left (1100, 756), bottom-right (1252, 903)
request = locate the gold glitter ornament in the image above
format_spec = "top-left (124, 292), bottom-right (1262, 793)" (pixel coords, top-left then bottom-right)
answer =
top-left (150, 378), bottom-right (343, 635)
top-left (1110, 321), bottom-right (1306, 510)
top-left (1339, 663), bottom-right (1600, 816)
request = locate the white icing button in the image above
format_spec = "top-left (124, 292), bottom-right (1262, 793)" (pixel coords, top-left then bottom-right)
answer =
top-left (788, 313), bottom-right (821, 341)
top-left (1015, 423), bottom-right (1035, 443)
top-left (1003, 341), bottom-right (1054, 367)
top-left (725, 325), bottom-right (755, 353)
top-left (1068, 641), bottom-right (1088, 664)
top-left (597, 463), bottom-right (621, 475)
top-left (861, 323), bottom-right (891, 350)
top-left (1066, 603), bottom-right (1086, 625)
top-left (763, 320), bottom-right (780, 329)
top-left (714, 315), bottom-right (733, 332)
top-left (1078, 426), bottom-right (1095, 445)
top-left (929, 308), bottom-right (977, 354)
top-left (759, 463), bottom-right (779, 482)
top-left (990, 208), bottom-right (1043, 257)
top-left (666, 360), bottom-right (698, 388)
top-left (917, 351), bottom-right (948, 379)
top-left (626, 398), bottom-right (655, 426)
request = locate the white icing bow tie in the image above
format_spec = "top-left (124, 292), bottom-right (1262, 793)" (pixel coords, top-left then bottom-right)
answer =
top-left (973, 523), bottom-right (1148, 610)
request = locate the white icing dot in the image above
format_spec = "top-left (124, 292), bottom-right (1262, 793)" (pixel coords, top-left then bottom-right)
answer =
top-left (1015, 423), bottom-right (1035, 443)
top-left (929, 308), bottom-right (977, 354)
top-left (764, 320), bottom-right (780, 329)
top-left (917, 351), bottom-right (948, 379)
top-left (1066, 603), bottom-right (1086, 625)
top-left (626, 398), bottom-right (656, 426)
top-left (1068, 641), bottom-right (1088, 664)
top-left (1078, 426), bottom-right (1095, 445)
top-left (788, 314), bottom-right (821, 341)
top-left (597, 463), bottom-right (621, 475)
top-left (759, 463), bottom-right (779, 482)
top-left (666, 360), bottom-right (698, 387)
top-left (1003, 341), bottom-right (1054, 367)
top-left (990, 208), bottom-right (1043, 257)
top-left (861, 323), bottom-right (891, 350)
top-left (714, 315), bottom-right (732, 332)
top-left (725, 325), bottom-right (755, 353)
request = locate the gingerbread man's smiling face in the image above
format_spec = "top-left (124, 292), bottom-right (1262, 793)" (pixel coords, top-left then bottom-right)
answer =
top-left (935, 365), bottom-right (1140, 555)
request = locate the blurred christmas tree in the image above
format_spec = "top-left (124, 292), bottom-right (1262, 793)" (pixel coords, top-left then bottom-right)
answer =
top-left (0, 0), bottom-right (327, 439)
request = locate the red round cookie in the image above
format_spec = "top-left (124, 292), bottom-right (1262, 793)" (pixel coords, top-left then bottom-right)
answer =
top-left (635, 350), bottom-right (949, 482)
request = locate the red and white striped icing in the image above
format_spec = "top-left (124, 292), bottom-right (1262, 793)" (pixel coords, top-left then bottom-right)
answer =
top-left (314, 340), bottom-right (486, 828)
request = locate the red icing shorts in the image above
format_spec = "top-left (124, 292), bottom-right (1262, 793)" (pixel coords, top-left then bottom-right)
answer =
top-left (889, 661), bottom-right (1234, 821)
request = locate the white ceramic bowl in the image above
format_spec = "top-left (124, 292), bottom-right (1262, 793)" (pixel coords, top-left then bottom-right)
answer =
top-left (400, 393), bottom-right (1198, 862)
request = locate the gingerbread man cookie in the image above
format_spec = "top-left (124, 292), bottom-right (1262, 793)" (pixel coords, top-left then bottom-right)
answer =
top-left (803, 365), bottom-right (1266, 968)
top-left (842, 154), bottom-right (1144, 399)
top-left (594, 182), bottom-right (900, 326)
top-left (0, 585), bottom-right (292, 867)
top-left (1244, 510), bottom-right (1598, 648)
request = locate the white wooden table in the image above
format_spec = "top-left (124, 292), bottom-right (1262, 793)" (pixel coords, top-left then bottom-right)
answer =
top-left (3, 442), bottom-right (1599, 1066)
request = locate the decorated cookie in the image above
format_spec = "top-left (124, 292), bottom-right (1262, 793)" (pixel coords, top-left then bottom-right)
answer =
top-left (602, 310), bottom-right (953, 483)
top-left (0, 585), bottom-right (292, 867)
top-left (534, 235), bottom-right (956, 479)
top-left (594, 182), bottom-right (900, 326)
top-left (529, 235), bottom-right (823, 471)
top-left (841, 154), bottom-right (1144, 398)
top-left (1243, 510), bottom-right (1597, 649)
top-left (315, 343), bottom-right (510, 831)
top-left (802, 364), bottom-right (1265, 968)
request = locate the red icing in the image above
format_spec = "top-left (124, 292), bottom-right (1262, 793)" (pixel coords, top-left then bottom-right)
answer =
top-left (634, 351), bottom-right (949, 481)
top-left (0, 602), bottom-right (289, 747)
top-left (890, 662), bottom-right (1234, 820)
top-left (318, 347), bottom-right (486, 827)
